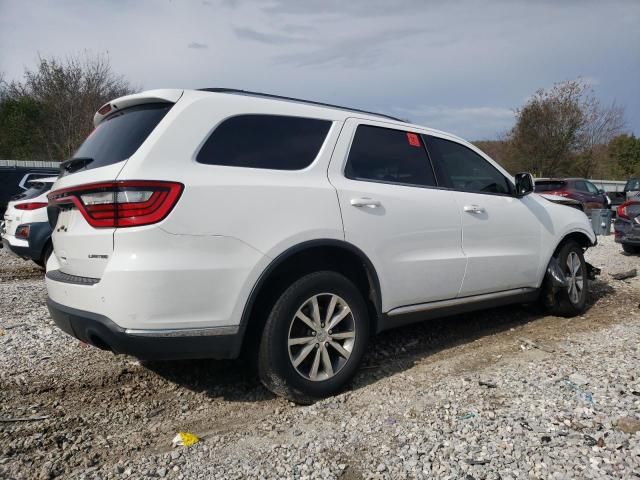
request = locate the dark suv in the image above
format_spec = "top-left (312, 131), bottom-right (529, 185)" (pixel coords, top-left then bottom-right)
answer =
top-left (624, 178), bottom-right (640, 200)
top-left (535, 178), bottom-right (608, 214)
top-left (615, 200), bottom-right (640, 254)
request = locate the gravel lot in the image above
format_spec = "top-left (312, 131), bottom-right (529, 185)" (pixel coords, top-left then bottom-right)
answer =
top-left (1, 235), bottom-right (639, 479)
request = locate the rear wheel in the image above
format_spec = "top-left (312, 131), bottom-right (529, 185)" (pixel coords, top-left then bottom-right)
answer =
top-left (34, 243), bottom-right (53, 269)
top-left (622, 243), bottom-right (640, 254)
top-left (258, 271), bottom-right (369, 404)
top-left (546, 241), bottom-right (589, 317)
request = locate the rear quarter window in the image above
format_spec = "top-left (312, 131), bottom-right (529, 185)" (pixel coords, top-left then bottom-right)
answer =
top-left (69, 103), bottom-right (172, 174)
top-left (196, 115), bottom-right (332, 170)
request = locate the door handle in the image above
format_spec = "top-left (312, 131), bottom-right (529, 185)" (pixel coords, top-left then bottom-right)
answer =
top-left (351, 197), bottom-right (381, 208)
top-left (463, 204), bottom-right (485, 214)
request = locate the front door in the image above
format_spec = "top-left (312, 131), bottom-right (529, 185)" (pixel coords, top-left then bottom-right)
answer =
top-left (424, 134), bottom-right (541, 297)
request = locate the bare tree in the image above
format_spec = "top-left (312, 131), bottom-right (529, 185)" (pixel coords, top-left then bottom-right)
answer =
top-left (576, 98), bottom-right (625, 177)
top-left (509, 79), bottom-right (626, 178)
top-left (509, 80), bottom-right (586, 177)
top-left (8, 52), bottom-right (135, 160)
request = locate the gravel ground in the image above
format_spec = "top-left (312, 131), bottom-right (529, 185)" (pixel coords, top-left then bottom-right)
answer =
top-left (1, 235), bottom-right (639, 479)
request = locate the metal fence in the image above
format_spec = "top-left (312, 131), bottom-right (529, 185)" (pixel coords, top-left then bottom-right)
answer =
top-left (0, 159), bottom-right (60, 169)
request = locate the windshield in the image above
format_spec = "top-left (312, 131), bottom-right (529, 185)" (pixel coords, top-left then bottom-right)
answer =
top-left (625, 179), bottom-right (640, 191)
top-left (535, 180), bottom-right (566, 192)
top-left (67, 103), bottom-right (172, 175)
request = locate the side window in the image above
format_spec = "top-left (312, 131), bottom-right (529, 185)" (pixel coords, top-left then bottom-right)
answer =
top-left (344, 125), bottom-right (436, 187)
top-left (424, 136), bottom-right (511, 195)
top-left (196, 115), bottom-right (331, 170)
top-left (585, 181), bottom-right (599, 194)
top-left (574, 180), bottom-right (588, 192)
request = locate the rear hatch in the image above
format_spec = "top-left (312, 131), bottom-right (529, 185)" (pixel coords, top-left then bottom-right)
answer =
top-left (48, 90), bottom-right (182, 278)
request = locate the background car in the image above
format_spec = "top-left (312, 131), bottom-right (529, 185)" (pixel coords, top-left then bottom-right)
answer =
top-left (624, 178), bottom-right (640, 200)
top-left (2, 177), bottom-right (57, 267)
top-left (614, 199), bottom-right (640, 254)
top-left (0, 161), bottom-right (59, 217)
top-left (535, 178), bottom-right (609, 215)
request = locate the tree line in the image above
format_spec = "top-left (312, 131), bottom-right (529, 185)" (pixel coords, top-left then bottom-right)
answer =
top-left (1, 55), bottom-right (639, 179)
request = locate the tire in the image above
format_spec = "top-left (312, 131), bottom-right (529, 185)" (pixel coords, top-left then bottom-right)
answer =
top-left (622, 243), bottom-right (640, 254)
top-left (547, 241), bottom-right (589, 317)
top-left (258, 271), bottom-right (369, 404)
top-left (34, 243), bottom-right (53, 269)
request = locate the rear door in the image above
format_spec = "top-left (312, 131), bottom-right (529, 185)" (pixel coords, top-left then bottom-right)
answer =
top-left (328, 119), bottom-right (465, 312)
top-left (424, 134), bottom-right (541, 296)
top-left (49, 101), bottom-right (175, 278)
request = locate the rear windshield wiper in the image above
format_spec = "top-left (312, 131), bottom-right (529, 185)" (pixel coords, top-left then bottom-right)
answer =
top-left (60, 157), bottom-right (94, 174)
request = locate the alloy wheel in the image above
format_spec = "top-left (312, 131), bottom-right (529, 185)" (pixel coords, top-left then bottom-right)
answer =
top-left (287, 293), bottom-right (356, 382)
top-left (566, 251), bottom-right (584, 304)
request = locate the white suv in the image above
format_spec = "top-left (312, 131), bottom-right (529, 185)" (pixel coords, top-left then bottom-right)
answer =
top-left (46, 89), bottom-right (596, 402)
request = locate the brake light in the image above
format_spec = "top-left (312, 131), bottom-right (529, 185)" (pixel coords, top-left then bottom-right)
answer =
top-left (47, 181), bottom-right (183, 228)
top-left (617, 200), bottom-right (635, 220)
top-left (15, 224), bottom-right (30, 239)
top-left (15, 202), bottom-right (48, 210)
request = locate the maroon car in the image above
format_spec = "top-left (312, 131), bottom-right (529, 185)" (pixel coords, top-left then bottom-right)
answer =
top-left (535, 178), bottom-right (608, 214)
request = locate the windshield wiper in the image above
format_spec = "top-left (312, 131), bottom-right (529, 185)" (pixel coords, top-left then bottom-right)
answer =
top-left (60, 157), bottom-right (94, 174)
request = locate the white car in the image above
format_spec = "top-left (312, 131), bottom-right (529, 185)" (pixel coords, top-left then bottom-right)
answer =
top-left (2, 177), bottom-right (57, 267)
top-left (46, 89), bottom-right (596, 402)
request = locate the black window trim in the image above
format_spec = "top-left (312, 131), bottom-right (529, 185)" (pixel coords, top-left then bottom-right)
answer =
top-left (194, 113), bottom-right (334, 172)
top-left (342, 122), bottom-right (442, 191)
top-left (422, 133), bottom-right (517, 198)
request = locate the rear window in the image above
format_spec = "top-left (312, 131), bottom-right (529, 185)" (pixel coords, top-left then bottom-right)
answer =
top-left (10, 182), bottom-right (53, 201)
top-left (69, 103), bottom-right (172, 174)
top-left (196, 115), bottom-right (331, 170)
top-left (535, 180), bottom-right (566, 192)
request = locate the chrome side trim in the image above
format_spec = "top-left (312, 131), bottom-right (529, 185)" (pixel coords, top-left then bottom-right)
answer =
top-left (387, 288), bottom-right (538, 317)
top-left (124, 325), bottom-right (239, 338)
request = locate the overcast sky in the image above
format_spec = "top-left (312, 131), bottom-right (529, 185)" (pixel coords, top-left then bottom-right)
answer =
top-left (1, 0), bottom-right (638, 140)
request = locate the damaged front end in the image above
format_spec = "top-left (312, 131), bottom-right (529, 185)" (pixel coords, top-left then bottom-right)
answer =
top-left (542, 254), bottom-right (600, 307)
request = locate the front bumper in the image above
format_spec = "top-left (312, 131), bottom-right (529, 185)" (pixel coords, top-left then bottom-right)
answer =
top-left (47, 298), bottom-right (243, 360)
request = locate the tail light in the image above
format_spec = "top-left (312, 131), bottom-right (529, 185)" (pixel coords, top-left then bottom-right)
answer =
top-left (48, 181), bottom-right (183, 228)
top-left (15, 202), bottom-right (48, 210)
top-left (15, 224), bottom-right (30, 239)
top-left (617, 201), bottom-right (634, 220)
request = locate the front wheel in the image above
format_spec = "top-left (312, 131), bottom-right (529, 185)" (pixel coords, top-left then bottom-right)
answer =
top-left (258, 271), bottom-right (369, 404)
top-left (546, 241), bottom-right (589, 317)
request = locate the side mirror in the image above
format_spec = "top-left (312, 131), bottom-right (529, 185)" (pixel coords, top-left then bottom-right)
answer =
top-left (598, 189), bottom-right (605, 194)
top-left (514, 172), bottom-right (535, 197)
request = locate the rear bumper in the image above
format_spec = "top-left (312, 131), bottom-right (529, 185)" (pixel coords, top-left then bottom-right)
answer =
top-left (1, 221), bottom-right (50, 261)
top-left (47, 298), bottom-right (243, 360)
top-left (614, 219), bottom-right (640, 245)
top-left (2, 235), bottom-right (31, 258)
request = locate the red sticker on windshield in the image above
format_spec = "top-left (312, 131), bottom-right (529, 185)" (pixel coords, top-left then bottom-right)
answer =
top-left (406, 132), bottom-right (421, 147)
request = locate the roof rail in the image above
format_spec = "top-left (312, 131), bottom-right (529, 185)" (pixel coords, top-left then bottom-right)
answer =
top-left (198, 88), bottom-right (404, 122)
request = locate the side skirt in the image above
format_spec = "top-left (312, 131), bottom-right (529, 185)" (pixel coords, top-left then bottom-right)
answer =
top-left (376, 288), bottom-right (539, 333)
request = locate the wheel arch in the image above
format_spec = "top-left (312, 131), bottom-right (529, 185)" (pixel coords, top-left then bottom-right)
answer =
top-left (238, 239), bottom-right (383, 353)
top-left (552, 229), bottom-right (595, 256)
